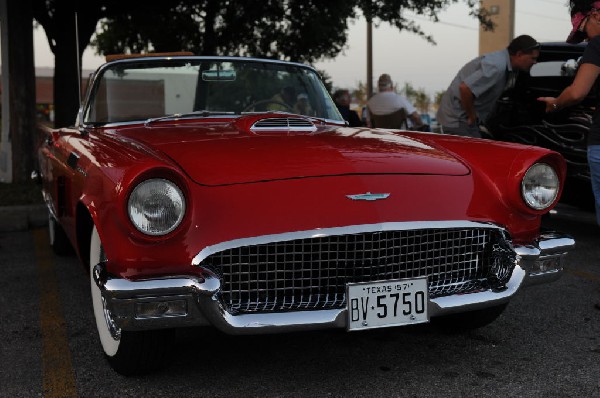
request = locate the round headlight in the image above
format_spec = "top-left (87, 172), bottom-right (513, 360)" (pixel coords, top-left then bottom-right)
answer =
top-left (521, 163), bottom-right (559, 210)
top-left (128, 179), bottom-right (185, 235)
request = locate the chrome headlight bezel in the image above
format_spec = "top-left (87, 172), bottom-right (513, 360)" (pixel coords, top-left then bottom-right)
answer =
top-left (127, 178), bottom-right (186, 236)
top-left (521, 163), bottom-right (560, 211)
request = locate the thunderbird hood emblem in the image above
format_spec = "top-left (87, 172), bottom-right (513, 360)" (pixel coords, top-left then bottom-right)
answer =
top-left (346, 192), bottom-right (391, 201)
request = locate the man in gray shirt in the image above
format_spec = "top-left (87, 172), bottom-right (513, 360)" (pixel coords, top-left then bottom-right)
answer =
top-left (436, 35), bottom-right (540, 138)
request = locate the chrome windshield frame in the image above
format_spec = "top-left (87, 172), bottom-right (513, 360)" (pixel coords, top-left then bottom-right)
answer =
top-left (77, 55), bottom-right (345, 129)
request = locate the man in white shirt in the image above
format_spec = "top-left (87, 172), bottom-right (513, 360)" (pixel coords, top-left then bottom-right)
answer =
top-left (367, 74), bottom-right (424, 129)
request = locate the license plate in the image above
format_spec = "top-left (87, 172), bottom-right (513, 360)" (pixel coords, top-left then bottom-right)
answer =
top-left (346, 277), bottom-right (429, 331)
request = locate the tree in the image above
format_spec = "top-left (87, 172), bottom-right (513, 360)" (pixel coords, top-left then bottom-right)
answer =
top-left (32, 2), bottom-right (179, 127)
top-left (3, 0), bottom-right (37, 183)
top-left (400, 82), bottom-right (431, 114)
top-left (30, 0), bottom-right (492, 130)
top-left (352, 81), bottom-right (368, 105)
top-left (400, 82), bottom-right (418, 100)
top-left (92, 1), bottom-right (493, 62)
top-left (92, 1), bottom-right (354, 62)
top-left (412, 90), bottom-right (431, 114)
top-left (33, 2), bottom-right (106, 128)
top-left (434, 90), bottom-right (446, 109)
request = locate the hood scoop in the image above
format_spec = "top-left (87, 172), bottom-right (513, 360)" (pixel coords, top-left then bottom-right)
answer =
top-left (250, 117), bottom-right (317, 134)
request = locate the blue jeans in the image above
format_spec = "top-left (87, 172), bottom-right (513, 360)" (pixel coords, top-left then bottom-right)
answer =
top-left (589, 145), bottom-right (600, 226)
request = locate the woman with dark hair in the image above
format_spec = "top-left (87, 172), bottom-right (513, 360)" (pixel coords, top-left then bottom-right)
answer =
top-left (538, 0), bottom-right (600, 228)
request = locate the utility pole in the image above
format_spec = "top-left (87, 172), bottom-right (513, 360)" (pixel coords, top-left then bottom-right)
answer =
top-left (367, 19), bottom-right (373, 98)
top-left (479, 0), bottom-right (516, 55)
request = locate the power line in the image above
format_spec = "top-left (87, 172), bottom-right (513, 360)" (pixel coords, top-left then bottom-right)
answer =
top-left (523, 0), bottom-right (567, 5)
top-left (405, 5), bottom-right (569, 34)
top-left (407, 13), bottom-right (478, 31)
top-left (516, 10), bottom-right (568, 22)
top-left (409, 10), bottom-right (567, 33)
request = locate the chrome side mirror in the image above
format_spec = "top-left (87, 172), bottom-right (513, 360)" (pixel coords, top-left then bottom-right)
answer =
top-left (561, 58), bottom-right (581, 77)
top-left (75, 106), bottom-right (84, 128)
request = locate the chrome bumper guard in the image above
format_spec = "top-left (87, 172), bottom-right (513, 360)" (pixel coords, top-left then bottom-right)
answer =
top-left (514, 232), bottom-right (575, 286)
top-left (95, 232), bottom-right (574, 334)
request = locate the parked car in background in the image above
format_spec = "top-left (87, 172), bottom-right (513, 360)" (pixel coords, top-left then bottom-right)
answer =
top-left (36, 54), bottom-right (574, 375)
top-left (486, 42), bottom-right (594, 208)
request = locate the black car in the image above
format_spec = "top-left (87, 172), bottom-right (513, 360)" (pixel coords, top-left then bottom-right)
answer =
top-left (486, 42), bottom-right (595, 208)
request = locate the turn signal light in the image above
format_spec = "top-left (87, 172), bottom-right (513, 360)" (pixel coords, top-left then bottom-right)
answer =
top-left (531, 255), bottom-right (563, 275)
top-left (135, 299), bottom-right (187, 319)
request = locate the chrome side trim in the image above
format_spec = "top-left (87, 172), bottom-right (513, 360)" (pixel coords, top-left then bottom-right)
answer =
top-left (191, 221), bottom-right (503, 265)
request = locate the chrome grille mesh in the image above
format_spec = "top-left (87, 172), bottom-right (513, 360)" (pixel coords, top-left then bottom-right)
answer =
top-left (201, 228), bottom-right (515, 314)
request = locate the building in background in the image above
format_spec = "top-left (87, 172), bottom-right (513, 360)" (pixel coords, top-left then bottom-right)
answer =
top-left (480, 0), bottom-right (515, 55)
top-left (0, 67), bottom-right (93, 125)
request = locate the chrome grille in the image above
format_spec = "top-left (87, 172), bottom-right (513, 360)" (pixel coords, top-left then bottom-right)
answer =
top-left (201, 227), bottom-right (516, 314)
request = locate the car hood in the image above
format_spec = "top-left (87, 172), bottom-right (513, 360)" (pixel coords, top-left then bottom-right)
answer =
top-left (114, 118), bottom-right (470, 186)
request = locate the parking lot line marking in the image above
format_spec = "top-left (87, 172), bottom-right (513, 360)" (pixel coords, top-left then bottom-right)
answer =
top-left (33, 228), bottom-right (78, 398)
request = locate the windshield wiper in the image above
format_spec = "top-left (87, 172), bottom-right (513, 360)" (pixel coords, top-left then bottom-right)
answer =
top-left (145, 110), bottom-right (236, 126)
top-left (240, 110), bottom-right (295, 116)
top-left (239, 111), bottom-right (333, 125)
top-left (304, 115), bottom-right (330, 125)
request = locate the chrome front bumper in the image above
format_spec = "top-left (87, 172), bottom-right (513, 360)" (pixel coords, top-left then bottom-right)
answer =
top-left (95, 232), bottom-right (574, 335)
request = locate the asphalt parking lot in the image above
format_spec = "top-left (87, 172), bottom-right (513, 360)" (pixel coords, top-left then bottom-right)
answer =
top-left (0, 203), bottom-right (598, 397)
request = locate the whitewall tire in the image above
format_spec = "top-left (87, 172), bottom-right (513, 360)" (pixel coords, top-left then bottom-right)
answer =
top-left (48, 212), bottom-right (72, 256)
top-left (90, 226), bottom-right (120, 356)
top-left (89, 225), bottom-right (173, 375)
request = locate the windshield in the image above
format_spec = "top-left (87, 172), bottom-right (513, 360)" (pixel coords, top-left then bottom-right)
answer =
top-left (83, 58), bottom-right (344, 125)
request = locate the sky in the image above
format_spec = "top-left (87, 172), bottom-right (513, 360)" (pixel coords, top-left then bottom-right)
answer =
top-left (32, 0), bottom-right (572, 97)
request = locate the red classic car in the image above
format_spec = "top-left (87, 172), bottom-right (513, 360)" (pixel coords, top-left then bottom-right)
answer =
top-left (37, 54), bottom-right (574, 375)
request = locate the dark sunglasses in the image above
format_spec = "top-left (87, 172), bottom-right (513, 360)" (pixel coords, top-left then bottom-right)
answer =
top-left (522, 43), bottom-right (541, 53)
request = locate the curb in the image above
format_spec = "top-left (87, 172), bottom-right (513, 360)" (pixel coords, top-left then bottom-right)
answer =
top-left (0, 204), bottom-right (48, 232)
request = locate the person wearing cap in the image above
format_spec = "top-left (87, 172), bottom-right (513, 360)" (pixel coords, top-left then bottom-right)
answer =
top-left (538, 0), bottom-right (600, 228)
top-left (437, 35), bottom-right (540, 138)
top-left (366, 74), bottom-right (425, 129)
